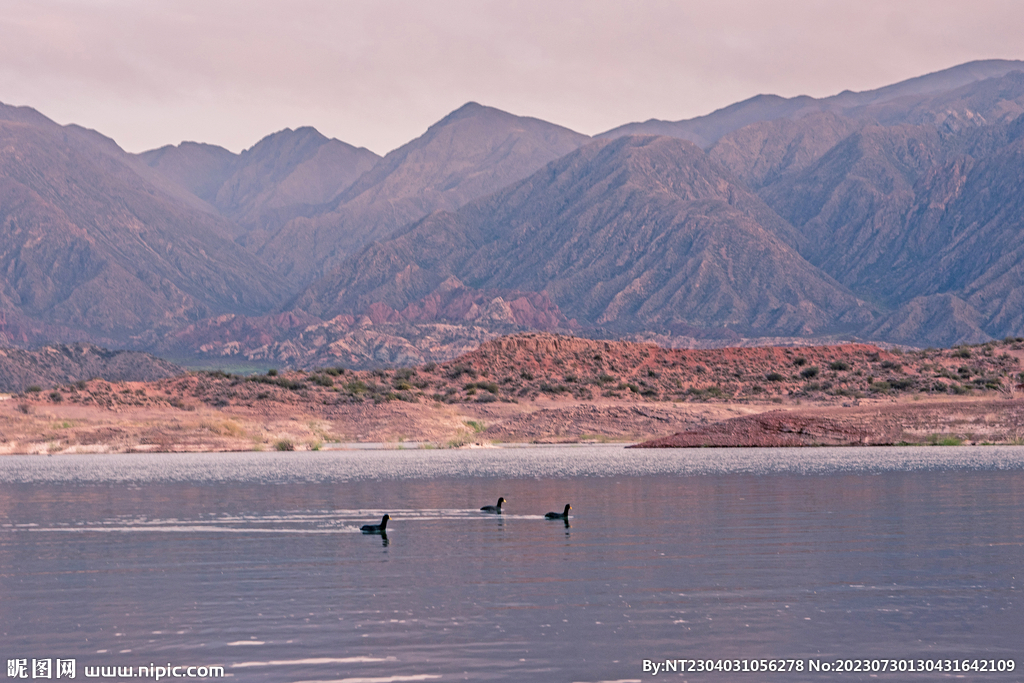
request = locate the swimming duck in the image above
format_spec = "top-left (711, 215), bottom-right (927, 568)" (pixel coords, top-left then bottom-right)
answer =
top-left (480, 497), bottom-right (506, 513)
top-left (360, 514), bottom-right (390, 533)
top-left (545, 504), bottom-right (572, 519)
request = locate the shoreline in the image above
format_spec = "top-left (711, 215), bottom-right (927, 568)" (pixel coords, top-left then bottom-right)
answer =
top-left (2, 393), bottom-right (1023, 455)
top-left (3, 334), bottom-right (1023, 454)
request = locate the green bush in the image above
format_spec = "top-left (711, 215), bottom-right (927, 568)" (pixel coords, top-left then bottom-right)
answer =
top-left (799, 366), bottom-right (819, 379)
top-left (346, 380), bottom-right (368, 395)
top-left (829, 360), bottom-right (850, 371)
top-left (310, 374), bottom-right (334, 387)
top-left (447, 364), bottom-right (475, 379)
top-left (869, 380), bottom-right (891, 393)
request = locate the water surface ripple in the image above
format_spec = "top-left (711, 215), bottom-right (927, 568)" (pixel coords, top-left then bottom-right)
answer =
top-left (1, 446), bottom-right (1022, 682)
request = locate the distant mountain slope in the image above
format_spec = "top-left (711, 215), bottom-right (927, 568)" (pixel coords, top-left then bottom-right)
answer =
top-left (295, 136), bottom-right (874, 338)
top-left (600, 60), bottom-right (1024, 147)
top-left (0, 104), bottom-right (287, 342)
top-left (139, 128), bottom-right (380, 247)
top-left (760, 123), bottom-right (947, 296)
top-left (708, 112), bottom-right (863, 189)
top-left (747, 103), bottom-right (1024, 346)
top-left (213, 127), bottom-right (380, 226)
top-left (6, 60), bottom-right (1024, 361)
top-left (0, 343), bottom-right (181, 393)
top-left (259, 102), bottom-right (591, 282)
top-left (136, 141), bottom-right (237, 203)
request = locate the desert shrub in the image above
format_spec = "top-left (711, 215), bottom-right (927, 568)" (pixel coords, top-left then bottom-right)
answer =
top-left (168, 397), bottom-right (195, 411)
top-left (26, 385), bottom-right (42, 393)
top-left (274, 439), bottom-right (295, 451)
top-left (869, 380), bottom-right (891, 393)
top-left (793, 356), bottom-right (807, 367)
top-left (310, 374), bottom-right (334, 387)
top-left (447, 364), bottom-right (475, 379)
top-left (829, 360), bottom-right (850, 371)
top-left (395, 367), bottom-right (416, 380)
top-left (953, 347), bottom-right (972, 359)
top-left (204, 370), bottom-right (234, 379)
top-left (267, 369), bottom-right (278, 376)
top-left (49, 391), bottom-right (63, 403)
top-left (766, 372), bottom-right (785, 382)
top-left (346, 380), bottom-right (368, 395)
top-left (800, 366), bottom-right (819, 379)
top-left (520, 369), bottom-right (535, 380)
top-left (880, 360), bottom-right (902, 371)
top-left (251, 376), bottom-right (304, 390)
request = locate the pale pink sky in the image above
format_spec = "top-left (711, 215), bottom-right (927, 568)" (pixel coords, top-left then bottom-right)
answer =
top-left (1, 0), bottom-right (1022, 154)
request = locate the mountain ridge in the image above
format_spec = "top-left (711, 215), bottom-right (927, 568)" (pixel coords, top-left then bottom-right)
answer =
top-left (3, 61), bottom-right (1024, 365)
top-left (599, 59), bottom-right (1024, 146)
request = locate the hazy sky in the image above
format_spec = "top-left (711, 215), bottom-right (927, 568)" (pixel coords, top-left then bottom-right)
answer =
top-left (1, 1), bottom-right (1022, 155)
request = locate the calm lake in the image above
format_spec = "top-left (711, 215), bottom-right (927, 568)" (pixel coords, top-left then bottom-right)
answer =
top-left (1, 445), bottom-right (1022, 682)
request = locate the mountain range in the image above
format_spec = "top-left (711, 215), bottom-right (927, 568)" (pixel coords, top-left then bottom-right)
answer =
top-left (2, 59), bottom-right (1024, 367)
